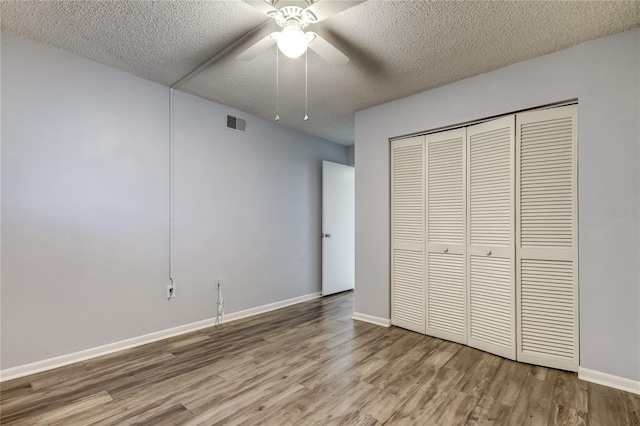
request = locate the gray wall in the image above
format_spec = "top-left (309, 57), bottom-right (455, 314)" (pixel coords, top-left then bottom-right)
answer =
top-left (1, 34), bottom-right (347, 369)
top-left (354, 29), bottom-right (639, 381)
top-left (346, 146), bottom-right (355, 166)
top-left (172, 90), bottom-right (346, 314)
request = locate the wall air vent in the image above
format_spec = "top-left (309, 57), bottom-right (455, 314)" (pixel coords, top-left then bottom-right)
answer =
top-left (226, 115), bottom-right (246, 133)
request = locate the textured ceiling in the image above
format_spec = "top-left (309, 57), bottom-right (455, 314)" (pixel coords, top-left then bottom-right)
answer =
top-left (2, 1), bottom-right (639, 145)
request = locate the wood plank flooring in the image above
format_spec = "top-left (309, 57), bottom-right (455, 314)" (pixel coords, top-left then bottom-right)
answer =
top-left (2, 291), bottom-right (638, 425)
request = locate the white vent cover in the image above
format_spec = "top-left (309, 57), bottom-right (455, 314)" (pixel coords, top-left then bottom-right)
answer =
top-left (226, 115), bottom-right (246, 133)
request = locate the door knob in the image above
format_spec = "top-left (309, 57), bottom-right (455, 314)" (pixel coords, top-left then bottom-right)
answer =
top-left (443, 248), bottom-right (448, 253)
top-left (486, 250), bottom-right (492, 256)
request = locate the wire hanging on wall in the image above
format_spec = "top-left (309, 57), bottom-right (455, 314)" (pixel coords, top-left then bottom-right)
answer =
top-left (216, 282), bottom-right (224, 326)
top-left (304, 49), bottom-right (309, 121)
top-left (275, 46), bottom-right (280, 121)
top-left (168, 87), bottom-right (175, 299)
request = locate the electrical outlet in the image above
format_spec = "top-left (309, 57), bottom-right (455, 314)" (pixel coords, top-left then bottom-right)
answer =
top-left (167, 283), bottom-right (176, 299)
top-left (215, 278), bottom-right (222, 287)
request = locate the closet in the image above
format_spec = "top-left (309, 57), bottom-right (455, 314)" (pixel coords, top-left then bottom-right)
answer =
top-left (391, 105), bottom-right (578, 372)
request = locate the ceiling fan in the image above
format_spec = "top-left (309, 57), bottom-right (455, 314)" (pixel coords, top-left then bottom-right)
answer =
top-left (238, 0), bottom-right (364, 64)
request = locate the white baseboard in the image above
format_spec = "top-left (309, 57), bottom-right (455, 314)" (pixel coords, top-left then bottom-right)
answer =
top-left (352, 312), bottom-right (391, 327)
top-left (0, 291), bottom-right (321, 382)
top-left (223, 292), bottom-right (321, 323)
top-left (579, 367), bottom-right (640, 395)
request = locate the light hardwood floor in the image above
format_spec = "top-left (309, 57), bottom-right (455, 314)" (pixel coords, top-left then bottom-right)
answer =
top-left (1, 291), bottom-right (639, 425)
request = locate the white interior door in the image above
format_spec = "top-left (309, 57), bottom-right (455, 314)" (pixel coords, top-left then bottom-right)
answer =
top-left (391, 137), bottom-right (425, 333)
top-left (425, 128), bottom-right (467, 344)
top-left (516, 105), bottom-right (579, 372)
top-left (322, 161), bottom-right (355, 296)
top-left (466, 116), bottom-right (516, 360)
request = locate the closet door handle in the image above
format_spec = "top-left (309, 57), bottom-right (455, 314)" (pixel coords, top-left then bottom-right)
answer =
top-left (443, 248), bottom-right (449, 253)
top-left (486, 250), bottom-right (492, 256)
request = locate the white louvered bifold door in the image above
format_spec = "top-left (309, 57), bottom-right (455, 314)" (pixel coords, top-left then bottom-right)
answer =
top-left (425, 129), bottom-right (467, 344)
top-left (391, 136), bottom-right (425, 333)
top-left (466, 116), bottom-right (516, 360)
top-left (516, 105), bottom-right (578, 372)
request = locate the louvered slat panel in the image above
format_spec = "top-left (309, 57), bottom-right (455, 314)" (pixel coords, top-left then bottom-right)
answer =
top-left (516, 105), bottom-right (578, 372)
top-left (520, 259), bottom-right (575, 358)
top-left (425, 128), bottom-right (466, 344)
top-left (469, 256), bottom-right (513, 353)
top-left (393, 143), bottom-right (424, 243)
top-left (391, 137), bottom-right (425, 333)
top-left (392, 249), bottom-right (425, 328)
top-left (469, 127), bottom-right (512, 246)
top-left (465, 116), bottom-right (515, 360)
top-left (428, 137), bottom-right (464, 244)
top-left (520, 117), bottom-right (573, 247)
top-left (428, 252), bottom-right (465, 338)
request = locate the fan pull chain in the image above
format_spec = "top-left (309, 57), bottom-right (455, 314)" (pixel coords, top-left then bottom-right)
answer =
top-left (275, 47), bottom-right (280, 121)
top-left (304, 49), bottom-right (309, 121)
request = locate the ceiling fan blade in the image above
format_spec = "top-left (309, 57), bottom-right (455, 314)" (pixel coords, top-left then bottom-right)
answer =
top-left (242, 0), bottom-right (279, 15)
top-left (307, 32), bottom-right (349, 65)
top-left (237, 33), bottom-right (278, 61)
top-left (305, 0), bottom-right (365, 22)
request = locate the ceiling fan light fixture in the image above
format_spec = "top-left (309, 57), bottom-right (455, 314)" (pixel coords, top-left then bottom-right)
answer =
top-left (276, 21), bottom-right (308, 58)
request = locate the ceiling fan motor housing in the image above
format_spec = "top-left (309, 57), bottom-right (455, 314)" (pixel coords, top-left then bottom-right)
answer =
top-left (268, 5), bottom-right (317, 28)
top-left (238, 0), bottom-right (353, 65)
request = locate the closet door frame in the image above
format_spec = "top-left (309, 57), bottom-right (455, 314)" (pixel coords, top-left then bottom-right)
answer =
top-left (389, 103), bottom-right (579, 373)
